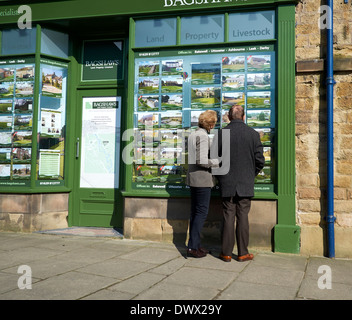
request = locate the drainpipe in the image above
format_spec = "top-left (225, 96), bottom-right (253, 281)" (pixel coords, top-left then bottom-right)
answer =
top-left (326, 0), bottom-right (336, 258)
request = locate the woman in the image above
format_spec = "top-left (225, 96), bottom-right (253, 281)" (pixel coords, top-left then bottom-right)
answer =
top-left (186, 110), bottom-right (219, 258)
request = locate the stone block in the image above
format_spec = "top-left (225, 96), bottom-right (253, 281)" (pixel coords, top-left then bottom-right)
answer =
top-left (41, 194), bottom-right (69, 213)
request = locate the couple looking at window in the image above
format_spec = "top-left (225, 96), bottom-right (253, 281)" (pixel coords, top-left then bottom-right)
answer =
top-left (186, 105), bottom-right (265, 262)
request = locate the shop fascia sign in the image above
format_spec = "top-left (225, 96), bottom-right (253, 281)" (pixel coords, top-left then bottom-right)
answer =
top-left (163, 0), bottom-right (235, 7)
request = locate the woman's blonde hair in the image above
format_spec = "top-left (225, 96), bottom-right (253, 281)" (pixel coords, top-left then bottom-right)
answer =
top-left (198, 110), bottom-right (217, 131)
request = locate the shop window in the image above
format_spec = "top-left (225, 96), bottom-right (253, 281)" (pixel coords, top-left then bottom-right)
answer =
top-left (37, 60), bottom-right (68, 185)
top-left (134, 18), bottom-right (177, 48)
top-left (41, 28), bottom-right (69, 59)
top-left (228, 10), bottom-right (275, 42)
top-left (1, 28), bottom-right (37, 55)
top-left (180, 14), bottom-right (224, 45)
top-left (132, 46), bottom-right (275, 193)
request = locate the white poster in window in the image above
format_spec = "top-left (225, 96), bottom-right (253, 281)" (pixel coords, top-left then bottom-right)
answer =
top-left (80, 97), bottom-right (121, 188)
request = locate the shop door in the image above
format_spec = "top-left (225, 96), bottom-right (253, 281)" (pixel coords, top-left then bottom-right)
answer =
top-left (71, 90), bottom-right (123, 228)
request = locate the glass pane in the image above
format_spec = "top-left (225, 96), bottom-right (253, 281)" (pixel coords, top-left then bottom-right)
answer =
top-left (1, 28), bottom-right (37, 55)
top-left (135, 18), bottom-right (177, 47)
top-left (180, 15), bottom-right (224, 45)
top-left (229, 10), bottom-right (275, 42)
top-left (37, 62), bottom-right (68, 184)
top-left (0, 57), bottom-right (35, 186)
top-left (41, 28), bottom-right (69, 59)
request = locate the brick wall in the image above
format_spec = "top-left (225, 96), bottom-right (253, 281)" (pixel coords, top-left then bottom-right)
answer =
top-left (295, 0), bottom-right (352, 257)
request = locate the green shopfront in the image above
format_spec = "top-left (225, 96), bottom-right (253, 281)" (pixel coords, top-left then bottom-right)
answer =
top-left (0, 0), bottom-right (300, 253)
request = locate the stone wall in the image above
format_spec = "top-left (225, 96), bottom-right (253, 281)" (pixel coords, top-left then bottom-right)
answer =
top-left (123, 197), bottom-right (277, 251)
top-left (0, 193), bottom-right (68, 232)
top-left (295, 0), bottom-right (352, 257)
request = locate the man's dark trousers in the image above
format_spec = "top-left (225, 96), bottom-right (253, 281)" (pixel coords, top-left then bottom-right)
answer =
top-left (221, 195), bottom-right (251, 257)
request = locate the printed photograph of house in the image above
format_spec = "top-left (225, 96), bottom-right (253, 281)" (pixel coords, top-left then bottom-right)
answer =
top-left (222, 56), bottom-right (245, 73)
top-left (247, 55), bottom-right (271, 72)
top-left (138, 78), bottom-right (159, 94)
top-left (42, 68), bottom-right (63, 97)
top-left (138, 61), bottom-right (160, 77)
top-left (161, 94), bottom-right (182, 110)
top-left (138, 95), bottom-right (159, 111)
top-left (162, 60), bottom-right (183, 76)
top-left (161, 77), bottom-right (183, 93)
top-left (191, 87), bottom-right (221, 109)
top-left (222, 92), bottom-right (245, 108)
top-left (222, 74), bottom-right (245, 91)
top-left (16, 66), bottom-right (35, 82)
top-left (12, 147), bottom-right (31, 163)
top-left (247, 110), bottom-right (271, 127)
top-left (247, 91), bottom-right (271, 109)
top-left (15, 82), bottom-right (34, 97)
top-left (0, 67), bottom-right (15, 82)
top-left (247, 73), bottom-right (271, 90)
top-left (160, 111), bottom-right (182, 128)
top-left (12, 164), bottom-right (31, 179)
top-left (137, 112), bottom-right (159, 129)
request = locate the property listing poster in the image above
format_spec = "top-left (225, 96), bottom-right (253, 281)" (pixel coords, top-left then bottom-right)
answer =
top-left (133, 45), bottom-right (275, 192)
top-left (80, 97), bottom-right (121, 189)
top-left (0, 58), bottom-right (34, 186)
top-left (36, 59), bottom-right (68, 185)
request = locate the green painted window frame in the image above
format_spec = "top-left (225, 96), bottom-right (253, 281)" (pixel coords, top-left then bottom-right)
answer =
top-left (124, 3), bottom-right (299, 253)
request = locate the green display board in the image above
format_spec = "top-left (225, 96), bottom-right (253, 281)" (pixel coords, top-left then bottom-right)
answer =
top-left (132, 45), bottom-right (275, 193)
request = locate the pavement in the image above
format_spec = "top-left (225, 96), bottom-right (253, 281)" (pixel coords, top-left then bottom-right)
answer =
top-left (1, 228), bottom-right (352, 302)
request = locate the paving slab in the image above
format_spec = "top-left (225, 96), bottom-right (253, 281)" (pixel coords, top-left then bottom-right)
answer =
top-left (0, 271), bottom-right (118, 300)
top-left (216, 280), bottom-right (298, 300)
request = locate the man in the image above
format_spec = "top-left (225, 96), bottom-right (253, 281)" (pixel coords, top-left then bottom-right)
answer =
top-left (215, 105), bottom-right (265, 262)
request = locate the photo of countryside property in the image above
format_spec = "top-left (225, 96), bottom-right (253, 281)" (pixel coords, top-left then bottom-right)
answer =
top-left (247, 55), bottom-right (271, 72)
top-left (247, 73), bottom-right (271, 90)
top-left (162, 60), bottom-right (183, 76)
top-left (222, 74), bottom-right (245, 91)
top-left (138, 78), bottom-right (159, 94)
top-left (161, 77), bottom-right (183, 93)
top-left (222, 56), bottom-right (245, 73)
top-left (247, 110), bottom-right (271, 127)
top-left (222, 92), bottom-right (245, 108)
top-left (191, 63), bottom-right (221, 85)
top-left (0, 99), bottom-right (12, 113)
top-left (138, 95), bottom-right (159, 111)
top-left (138, 61), bottom-right (160, 77)
top-left (0, 68), bottom-right (15, 82)
top-left (191, 87), bottom-right (221, 109)
top-left (247, 91), bottom-right (271, 109)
